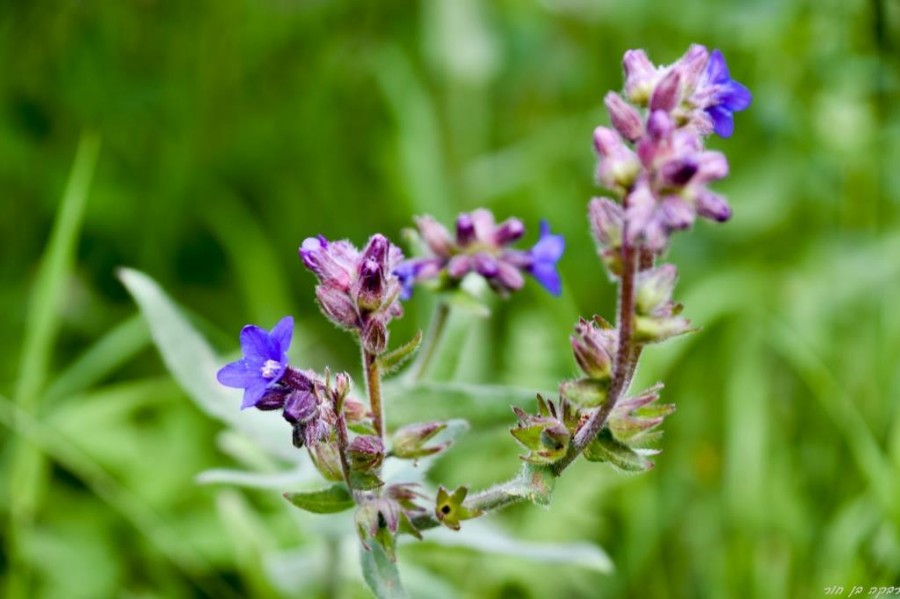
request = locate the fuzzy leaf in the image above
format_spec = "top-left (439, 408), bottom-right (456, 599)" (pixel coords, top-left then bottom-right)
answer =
top-left (283, 484), bottom-right (354, 514)
top-left (379, 330), bottom-right (424, 373)
top-left (360, 542), bottom-right (407, 598)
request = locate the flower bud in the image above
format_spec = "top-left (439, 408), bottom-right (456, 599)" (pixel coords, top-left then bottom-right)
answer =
top-left (695, 190), bottom-right (732, 222)
top-left (315, 285), bottom-right (358, 329)
top-left (308, 440), bottom-right (344, 482)
top-left (649, 69), bottom-right (681, 112)
top-left (588, 197), bottom-right (623, 249)
top-left (659, 197), bottom-right (695, 231)
top-left (282, 388), bottom-right (318, 424)
top-left (356, 258), bottom-right (385, 312)
top-left (415, 215), bottom-right (454, 257)
top-left (334, 372), bottom-right (351, 401)
top-left (593, 127), bottom-right (640, 189)
top-left (362, 320), bottom-right (387, 355)
top-left (570, 317), bottom-right (616, 379)
top-left (255, 388), bottom-right (288, 411)
top-left (348, 435), bottom-right (385, 472)
top-left (673, 44), bottom-right (709, 91)
top-left (299, 236), bottom-right (354, 291)
top-left (493, 217), bottom-right (525, 245)
top-left (635, 264), bottom-right (678, 316)
top-left (660, 158), bottom-right (699, 188)
top-left (455, 213), bottom-right (476, 246)
top-left (604, 92), bottom-right (643, 142)
top-left (342, 397), bottom-right (368, 422)
top-left (634, 314), bottom-right (695, 344)
top-left (392, 421), bottom-right (449, 459)
top-left (623, 49), bottom-right (659, 104)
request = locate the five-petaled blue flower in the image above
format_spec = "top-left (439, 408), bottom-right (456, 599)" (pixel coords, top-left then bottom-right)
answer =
top-left (704, 49), bottom-right (752, 138)
top-left (706, 50), bottom-right (753, 137)
top-left (217, 316), bottom-right (294, 409)
top-left (526, 221), bottom-right (565, 296)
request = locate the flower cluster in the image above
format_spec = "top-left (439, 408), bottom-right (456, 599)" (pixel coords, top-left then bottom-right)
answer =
top-left (394, 209), bottom-right (565, 298)
top-left (299, 234), bottom-right (405, 354)
top-left (594, 44), bottom-right (751, 252)
top-left (215, 317), bottom-right (343, 448)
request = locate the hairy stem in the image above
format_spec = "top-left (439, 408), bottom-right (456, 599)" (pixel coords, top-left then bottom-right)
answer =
top-left (332, 398), bottom-right (357, 497)
top-left (363, 349), bottom-right (384, 439)
top-left (411, 300), bottom-right (450, 381)
top-left (552, 238), bottom-right (639, 475)
top-left (411, 466), bottom-right (551, 531)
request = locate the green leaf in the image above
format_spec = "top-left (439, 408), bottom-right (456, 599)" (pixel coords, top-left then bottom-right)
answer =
top-left (583, 429), bottom-right (655, 473)
top-left (423, 519), bottom-right (613, 573)
top-left (284, 485), bottom-right (355, 514)
top-left (118, 268), bottom-right (295, 461)
top-left (379, 330), bottom-right (423, 373)
top-left (360, 541), bottom-right (407, 599)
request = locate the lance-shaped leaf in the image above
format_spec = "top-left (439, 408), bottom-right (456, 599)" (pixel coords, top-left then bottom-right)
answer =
top-left (283, 484), bottom-right (354, 514)
top-left (379, 330), bottom-right (423, 373)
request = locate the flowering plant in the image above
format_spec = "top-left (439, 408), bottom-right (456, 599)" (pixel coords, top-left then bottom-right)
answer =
top-left (124, 44), bottom-right (749, 597)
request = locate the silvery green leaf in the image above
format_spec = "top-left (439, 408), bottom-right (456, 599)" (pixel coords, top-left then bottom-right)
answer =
top-left (119, 268), bottom-right (296, 461)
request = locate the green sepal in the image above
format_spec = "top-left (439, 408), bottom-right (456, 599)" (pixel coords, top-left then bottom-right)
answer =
top-left (584, 429), bottom-right (655, 472)
top-left (435, 486), bottom-right (482, 530)
top-left (378, 330), bottom-right (423, 373)
top-left (559, 378), bottom-right (610, 407)
top-left (350, 470), bottom-right (385, 491)
top-left (283, 484), bottom-right (354, 514)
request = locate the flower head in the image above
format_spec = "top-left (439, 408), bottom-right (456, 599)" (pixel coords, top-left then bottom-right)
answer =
top-left (395, 209), bottom-right (565, 299)
top-left (217, 316), bottom-right (293, 409)
top-left (299, 233), bottom-right (405, 346)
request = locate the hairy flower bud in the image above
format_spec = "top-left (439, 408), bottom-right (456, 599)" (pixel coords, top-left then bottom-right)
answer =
top-left (348, 435), bottom-right (385, 472)
top-left (588, 198), bottom-right (623, 249)
top-left (362, 320), bottom-right (387, 355)
top-left (635, 264), bottom-right (678, 316)
top-left (593, 127), bottom-right (640, 190)
top-left (315, 284), bottom-right (358, 329)
top-left (493, 218), bottom-right (525, 245)
top-left (392, 421), bottom-right (450, 459)
top-left (649, 69), bottom-right (681, 113)
top-left (415, 215), bottom-right (454, 257)
top-left (623, 49), bottom-right (659, 104)
top-left (570, 317), bottom-right (617, 379)
top-left (695, 190), bottom-right (732, 222)
top-left (604, 92), bottom-right (643, 142)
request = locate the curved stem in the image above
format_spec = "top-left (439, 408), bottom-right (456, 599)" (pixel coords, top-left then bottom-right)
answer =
top-left (552, 238), bottom-right (639, 475)
top-left (411, 300), bottom-right (450, 382)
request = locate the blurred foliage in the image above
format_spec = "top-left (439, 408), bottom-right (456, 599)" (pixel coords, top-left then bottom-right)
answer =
top-left (2, 0), bottom-right (899, 597)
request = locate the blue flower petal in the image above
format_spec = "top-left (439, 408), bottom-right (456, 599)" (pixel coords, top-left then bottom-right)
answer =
top-left (531, 263), bottom-right (562, 296)
top-left (707, 105), bottom-right (735, 138)
top-left (706, 49), bottom-right (730, 84)
top-left (242, 381), bottom-right (270, 409)
top-left (239, 325), bottom-right (273, 362)
top-left (217, 359), bottom-right (257, 388)
top-left (526, 220), bottom-right (565, 296)
top-left (720, 80), bottom-right (752, 112)
top-left (269, 316), bottom-right (294, 357)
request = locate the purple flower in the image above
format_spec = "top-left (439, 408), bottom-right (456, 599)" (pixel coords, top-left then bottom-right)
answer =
top-left (525, 221), bottom-right (565, 296)
top-left (395, 209), bottom-right (565, 298)
top-left (217, 316), bottom-right (293, 409)
top-left (700, 50), bottom-right (752, 138)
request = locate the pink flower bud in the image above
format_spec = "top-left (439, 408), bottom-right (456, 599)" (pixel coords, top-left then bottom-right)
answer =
top-left (623, 49), bottom-right (659, 104)
top-left (315, 285), bottom-right (358, 329)
top-left (695, 190), bottom-right (732, 222)
top-left (604, 92), bottom-right (643, 142)
top-left (414, 215), bottom-right (454, 257)
top-left (650, 69), bottom-right (681, 113)
top-left (588, 197), bottom-right (623, 249)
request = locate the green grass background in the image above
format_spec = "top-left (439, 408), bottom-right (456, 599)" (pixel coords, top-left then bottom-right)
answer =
top-left (2, 0), bottom-right (899, 597)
